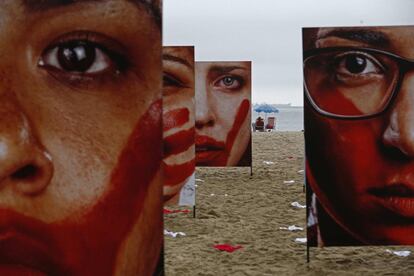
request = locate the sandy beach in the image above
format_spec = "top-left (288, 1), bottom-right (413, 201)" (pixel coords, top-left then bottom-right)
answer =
top-left (164, 132), bottom-right (414, 275)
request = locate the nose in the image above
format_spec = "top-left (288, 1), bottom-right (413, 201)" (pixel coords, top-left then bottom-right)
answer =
top-left (195, 83), bottom-right (215, 129)
top-left (383, 71), bottom-right (414, 157)
top-left (0, 96), bottom-right (53, 196)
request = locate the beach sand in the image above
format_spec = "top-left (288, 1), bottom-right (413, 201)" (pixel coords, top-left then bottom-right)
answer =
top-left (164, 132), bottom-right (414, 275)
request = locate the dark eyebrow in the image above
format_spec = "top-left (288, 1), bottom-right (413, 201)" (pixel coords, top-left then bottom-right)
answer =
top-left (318, 28), bottom-right (391, 47)
top-left (208, 65), bottom-right (247, 75)
top-left (163, 54), bottom-right (193, 70)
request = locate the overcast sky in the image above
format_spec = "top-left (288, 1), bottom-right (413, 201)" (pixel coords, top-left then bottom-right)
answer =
top-left (163, 0), bottom-right (414, 106)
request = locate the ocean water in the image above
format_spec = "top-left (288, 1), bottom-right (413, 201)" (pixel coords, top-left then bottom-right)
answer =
top-left (252, 106), bottom-right (304, 131)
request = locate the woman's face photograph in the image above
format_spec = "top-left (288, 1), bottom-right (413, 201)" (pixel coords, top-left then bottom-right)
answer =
top-left (305, 26), bottom-right (414, 245)
top-left (195, 61), bottom-right (251, 167)
top-left (163, 46), bottom-right (195, 204)
top-left (0, 1), bottom-right (162, 275)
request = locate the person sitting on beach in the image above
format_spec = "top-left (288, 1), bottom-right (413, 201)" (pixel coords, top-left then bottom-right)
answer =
top-left (304, 25), bottom-right (414, 246)
top-left (195, 61), bottom-right (252, 167)
top-left (0, 1), bottom-right (163, 275)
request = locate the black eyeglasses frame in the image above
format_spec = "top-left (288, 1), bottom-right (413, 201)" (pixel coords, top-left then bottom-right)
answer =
top-left (303, 46), bottom-right (414, 120)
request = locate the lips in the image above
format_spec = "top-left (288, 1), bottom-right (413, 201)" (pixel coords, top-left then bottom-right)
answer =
top-left (0, 210), bottom-right (63, 276)
top-left (369, 183), bottom-right (414, 217)
top-left (195, 135), bottom-right (225, 164)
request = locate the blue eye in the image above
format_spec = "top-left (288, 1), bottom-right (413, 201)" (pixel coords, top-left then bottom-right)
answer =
top-left (215, 75), bottom-right (243, 90)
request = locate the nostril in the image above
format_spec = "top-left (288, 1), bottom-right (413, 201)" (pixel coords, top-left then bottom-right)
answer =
top-left (11, 164), bottom-right (39, 181)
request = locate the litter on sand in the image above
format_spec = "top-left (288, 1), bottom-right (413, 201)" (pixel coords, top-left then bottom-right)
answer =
top-left (213, 244), bottom-right (243, 253)
top-left (163, 208), bottom-right (191, 214)
top-left (195, 179), bottom-right (205, 182)
top-left (385, 249), bottom-right (411, 257)
top-left (297, 170), bottom-right (304, 174)
top-left (263, 161), bottom-right (274, 165)
top-left (294, 238), bottom-right (307, 244)
top-left (291, 202), bottom-right (306, 209)
top-left (279, 225), bottom-right (303, 231)
top-left (283, 180), bottom-right (295, 184)
top-left (164, 230), bottom-right (186, 238)
top-left (210, 193), bottom-right (215, 196)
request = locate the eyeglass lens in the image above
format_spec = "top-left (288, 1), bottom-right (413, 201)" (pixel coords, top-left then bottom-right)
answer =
top-left (304, 50), bottom-right (400, 117)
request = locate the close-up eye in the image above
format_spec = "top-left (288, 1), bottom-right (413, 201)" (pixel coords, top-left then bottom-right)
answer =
top-left (163, 73), bottom-right (185, 87)
top-left (40, 41), bottom-right (114, 74)
top-left (215, 75), bottom-right (244, 90)
top-left (38, 32), bottom-right (129, 81)
top-left (333, 51), bottom-right (385, 76)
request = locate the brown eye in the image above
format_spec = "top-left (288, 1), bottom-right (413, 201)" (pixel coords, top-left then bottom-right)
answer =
top-left (163, 73), bottom-right (185, 87)
top-left (39, 40), bottom-right (114, 74)
top-left (334, 51), bottom-right (384, 76)
top-left (58, 42), bottom-right (96, 72)
top-left (344, 55), bottom-right (366, 74)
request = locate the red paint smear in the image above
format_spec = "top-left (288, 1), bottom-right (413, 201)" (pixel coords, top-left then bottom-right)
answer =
top-left (164, 159), bottom-right (195, 187)
top-left (213, 244), bottom-right (243, 253)
top-left (208, 99), bottom-right (250, 166)
top-left (317, 87), bottom-right (362, 115)
top-left (163, 209), bottom-right (190, 214)
top-left (164, 127), bottom-right (195, 158)
top-left (163, 108), bottom-right (190, 132)
top-left (0, 100), bottom-right (163, 275)
top-left (195, 135), bottom-right (225, 148)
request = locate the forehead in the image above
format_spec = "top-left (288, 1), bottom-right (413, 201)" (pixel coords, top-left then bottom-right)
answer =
top-left (163, 46), bottom-right (194, 66)
top-left (315, 26), bottom-right (414, 58)
top-left (0, 0), bottom-right (159, 24)
top-left (196, 61), bottom-right (251, 71)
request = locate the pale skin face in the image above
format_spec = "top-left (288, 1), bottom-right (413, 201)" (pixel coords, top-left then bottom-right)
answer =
top-left (162, 46), bottom-right (195, 204)
top-left (195, 61), bottom-right (251, 167)
top-left (306, 26), bottom-right (414, 245)
top-left (0, 1), bottom-right (162, 275)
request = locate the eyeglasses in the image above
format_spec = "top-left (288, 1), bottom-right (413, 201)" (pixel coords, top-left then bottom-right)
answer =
top-left (303, 47), bottom-right (414, 119)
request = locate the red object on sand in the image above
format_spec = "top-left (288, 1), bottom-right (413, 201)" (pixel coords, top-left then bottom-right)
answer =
top-left (163, 208), bottom-right (191, 214)
top-left (213, 244), bottom-right (243, 253)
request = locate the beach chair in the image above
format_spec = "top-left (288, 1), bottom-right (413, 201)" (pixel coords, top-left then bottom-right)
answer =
top-left (255, 117), bottom-right (265, 132)
top-left (266, 117), bottom-right (276, 131)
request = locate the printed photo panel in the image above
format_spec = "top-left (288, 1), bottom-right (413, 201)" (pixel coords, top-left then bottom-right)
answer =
top-left (0, 1), bottom-right (164, 275)
top-left (163, 46), bottom-right (196, 206)
top-left (304, 25), bottom-right (414, 246)
top-left (195, 61), bottom-right (252, 167)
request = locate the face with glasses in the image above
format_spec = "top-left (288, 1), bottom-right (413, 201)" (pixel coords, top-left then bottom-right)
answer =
top-left (0, 1), bottom-right (163, 275)
top-left (304, 26), bottom-right (414, 245)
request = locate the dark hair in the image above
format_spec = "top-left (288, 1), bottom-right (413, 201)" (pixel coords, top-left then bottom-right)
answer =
top-left (138, 0), bottom-right (162, 29)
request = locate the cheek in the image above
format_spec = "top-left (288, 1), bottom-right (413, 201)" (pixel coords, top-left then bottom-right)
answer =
top-left (49, 100), bottom-right (163, 275)
top-left (162, 94), bottom-right (195, 198)
top-left (225, 99), bottom-right (250, 164)
top-left (306, 107), bottom-right (385, 204)
top-left (163, 108), bottom-right (189, 132)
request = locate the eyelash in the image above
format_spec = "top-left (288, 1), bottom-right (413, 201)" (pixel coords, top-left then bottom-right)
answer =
top-left (214, 75), bottom-right (245, 90)
top-left (38, 31), bottom-right (130, 86)
top-left (163, 72), bottom-right (186, 88)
